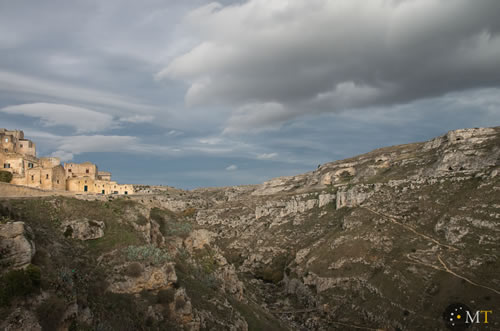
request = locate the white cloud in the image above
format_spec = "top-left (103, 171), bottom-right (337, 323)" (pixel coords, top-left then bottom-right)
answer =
top-left (56, 135), bottom-right (138, 154)
top-left (256, 152), bottom-right (278, 160)
top-left (199, 137), bottom-right (223, 145)
top-left (166, 130), bottom-right (183, 137)
top-left (226, 164), bottom-right (238, 171)
top-left (1, 103), bottom-right (115, 133)
top-left (0, 71), bottom-right (160, 113)
top-left (119, 114), bottom-right (155, 123)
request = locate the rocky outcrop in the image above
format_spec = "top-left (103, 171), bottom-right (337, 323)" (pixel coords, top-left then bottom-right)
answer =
top-left (61, 218), bottom-right (105, 241)
top-left (424, 128), bottom-right (498, 174)
top-left (184, 229), bottom-right (216, 252)
top-left (336, 185), bottom-right (373, 209)
top-left (251, 174), bottom-right (310, 196)
top-left (255, 192), bottom-right (335, 220)
top-left (108, 262), bottom-right (177, 293)
top-left (0, 222), bottom-right (36, 271)
top-left (320, 166), bottom-right (357, 185)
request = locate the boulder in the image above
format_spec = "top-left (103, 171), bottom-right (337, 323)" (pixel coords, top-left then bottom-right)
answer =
top-left (0, 222), bottom-right (36, 271)
top-left (61, 218), bottom-right (105, 241)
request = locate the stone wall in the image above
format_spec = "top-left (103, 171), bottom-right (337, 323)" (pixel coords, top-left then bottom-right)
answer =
top-left (15, 139), bottom-right (36, 157)
top-left (64, 162), bottom-right (98, 179)
top-left (0, 182), bottom-right (71, 197)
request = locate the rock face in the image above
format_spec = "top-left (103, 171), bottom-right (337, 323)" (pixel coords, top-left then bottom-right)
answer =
top-left (0, 222), bottom-right (36, 271)
top-left (423, 127), bottom-right (499, 174)
top-left (335, 185), bottom-right (373, 209)
top-left (108, 262), bottom-right (177, 293)
top-left (61, 218), bottom-right (105, 240)
top-left (180, 126), bottom-right (500, 330)
top-left (183, 229), bottom-right (216, 252)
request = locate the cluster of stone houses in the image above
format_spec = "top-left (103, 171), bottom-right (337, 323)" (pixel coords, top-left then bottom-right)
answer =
top-left (0, 129), bottom-right (133, 195)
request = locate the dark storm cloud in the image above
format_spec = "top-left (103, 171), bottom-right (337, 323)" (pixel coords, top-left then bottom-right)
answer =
top-left (158, 0), bottom-right (500, 132)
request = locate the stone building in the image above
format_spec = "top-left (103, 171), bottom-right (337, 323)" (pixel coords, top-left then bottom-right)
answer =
top-left (64, 162), bottom-right (132, 195)
top-left (0, 129), bottom-right (133, 195)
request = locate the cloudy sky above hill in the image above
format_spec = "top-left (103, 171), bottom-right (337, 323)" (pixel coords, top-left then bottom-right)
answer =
top-left (1, 0), bottom-right (499, 188)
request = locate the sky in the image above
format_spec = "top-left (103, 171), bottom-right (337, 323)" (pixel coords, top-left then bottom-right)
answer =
top-left (1, 0), bottom-right (499, 189)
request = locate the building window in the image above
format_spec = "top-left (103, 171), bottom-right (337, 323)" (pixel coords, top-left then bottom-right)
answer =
top-left (86, 169), bottom-right (89, 174)
top-left (4, 138), bottom-right (8, 142)
top-left (4, 149), bottom-right (7, 153)
top-left (31, 175), bottom-right (34, 181)
top-left (68, 169), bottom-right (72, 172)
top-left (46, 174), bottom-right (49, 179)
top-left (28, 163), bottom-right (33, 168)
top-left (3, 163), bottom-right (10, 168)
top-left (20, 144), bottom-right (23, 148)
top-left (57, 180), bottom-right (59, 184)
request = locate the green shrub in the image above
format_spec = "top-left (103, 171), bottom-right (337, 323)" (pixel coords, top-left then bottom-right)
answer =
top-left (37, 295), bottom-right (67, 331)
top-left (0, 265), bottom-right (41, 306)
top-left (254, 254), bottom-right (289, 284)
top-left (26, 264), bottom-right (41, 287)
top-left (136, 214), bottom-right (149, 226)
top-left (124, 245), bottom-right (170, 266)
top-left (150, 207), bottom-right (192, 238)
top-left (124, 262), bottom-right (143, 278)
top-left (157, 288), bottom-right (175, 304)
top-left (0, 171), bottom-right (12, 183)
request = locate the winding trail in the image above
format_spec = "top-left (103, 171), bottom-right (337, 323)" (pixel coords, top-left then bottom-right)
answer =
top-left (362, 206), bottom-right (457, 251)
top-left (363, 206), bottom-right (500, 295)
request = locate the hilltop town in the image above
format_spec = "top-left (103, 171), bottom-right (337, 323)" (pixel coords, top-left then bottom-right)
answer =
top-left (0, 129), bottom-right (133, 195)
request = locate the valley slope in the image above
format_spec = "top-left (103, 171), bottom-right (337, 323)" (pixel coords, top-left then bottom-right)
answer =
top-left (1, 127), bottom-right (499, 330)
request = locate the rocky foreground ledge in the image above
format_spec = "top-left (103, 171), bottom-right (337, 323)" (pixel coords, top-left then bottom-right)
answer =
top-left (1, 126), bottom-right (499, 331)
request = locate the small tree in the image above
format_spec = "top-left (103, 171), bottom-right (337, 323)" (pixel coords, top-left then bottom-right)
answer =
top-left (0, 171), bottom-right (13, 183)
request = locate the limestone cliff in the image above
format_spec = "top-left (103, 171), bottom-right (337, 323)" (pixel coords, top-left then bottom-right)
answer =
top-left (0, 126), bottom-right (499, 330)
